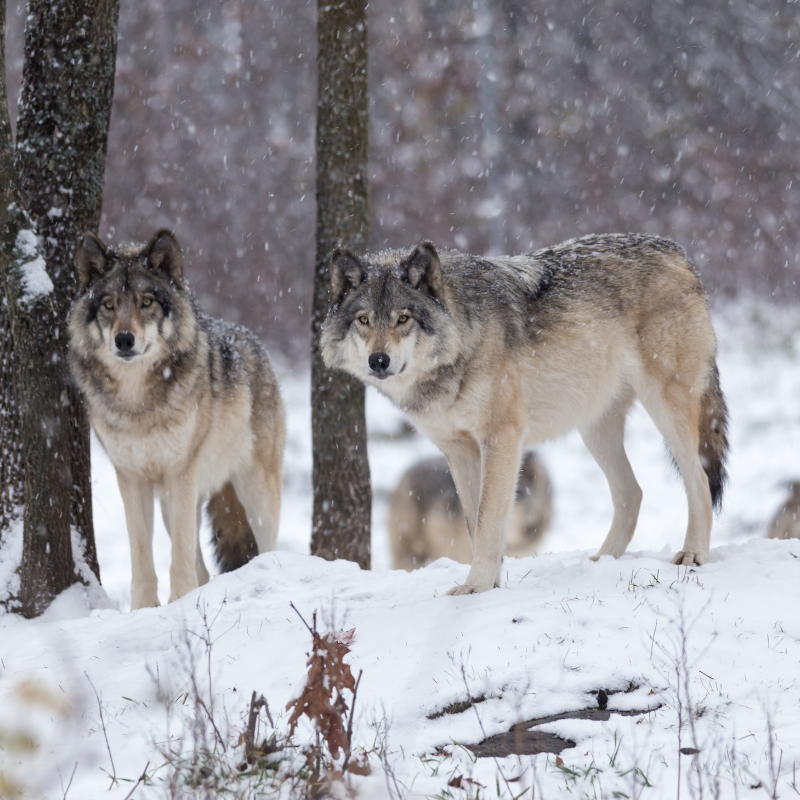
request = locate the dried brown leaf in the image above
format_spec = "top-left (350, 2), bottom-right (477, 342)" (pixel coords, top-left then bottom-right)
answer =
top-left (334, 628), bottom-right (356, 646)
top-left (346, 751), bottom-right (371, 775)
top-left (286, 629), bottom-right (357, 760)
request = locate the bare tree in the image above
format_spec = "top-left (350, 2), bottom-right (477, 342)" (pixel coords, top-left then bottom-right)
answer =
top-left (0, 0), bottom-right (62, 616)
top-left (310, 0), bottom-right (371, 569)
top-left (0, 0), bottom-right (23, 602)
top-left (0, 0), bottom-right (119, 616)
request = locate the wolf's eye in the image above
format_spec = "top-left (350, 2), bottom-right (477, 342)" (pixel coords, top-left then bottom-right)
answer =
top-left (142, 297), bottom-right (153, 307)
top-left (358, 315), bottom-right (369, 326)
top-left (103, 300), bottom-right (113, 310)
top-left (397, 314), bottom-right (409, 324)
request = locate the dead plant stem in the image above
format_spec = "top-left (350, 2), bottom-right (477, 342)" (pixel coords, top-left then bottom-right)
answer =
top-left (85, 672), bottom-right (117, 788)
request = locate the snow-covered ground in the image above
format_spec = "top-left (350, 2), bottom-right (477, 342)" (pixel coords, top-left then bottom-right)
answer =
top-left (1, 303), bottom-right (800, 798)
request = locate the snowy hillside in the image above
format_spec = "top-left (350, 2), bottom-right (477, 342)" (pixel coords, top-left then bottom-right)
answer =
top-left (1, 306), bottom-right (800, 799)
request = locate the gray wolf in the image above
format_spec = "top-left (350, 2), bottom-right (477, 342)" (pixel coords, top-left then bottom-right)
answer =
top-left (767, 482), bottom-right (800, 540)
top-left (321, 233), bottom-right (728, 594)
top-left (389, 450), bottom-right (552, 570)
top-left (68, 229), bottom-right (285, 609)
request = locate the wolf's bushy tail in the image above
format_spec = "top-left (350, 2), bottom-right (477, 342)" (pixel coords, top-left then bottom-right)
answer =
top-left (207, 482), bottom-right (258, 573)
top-left (698, 360), bottom-right (729, 511)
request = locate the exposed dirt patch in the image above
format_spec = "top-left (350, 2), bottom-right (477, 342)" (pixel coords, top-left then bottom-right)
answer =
top-left (467, 704), bottom-right (661, 758)
top-left (430, 684), bottom-right (659, 757)
top-left (469, 727), bottom-right (576, 758)
top-left (427, 694), bottom-right (487, 720)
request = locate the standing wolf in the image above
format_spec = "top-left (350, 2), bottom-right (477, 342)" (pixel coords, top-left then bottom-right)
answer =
top-left (68, 230), bottom-right (285, 609)
top-left (321, 234), bottom-right (728, 595)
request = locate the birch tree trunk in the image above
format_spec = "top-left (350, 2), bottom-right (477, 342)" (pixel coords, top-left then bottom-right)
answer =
top-left (0, 0), bottom-right (119, 616)
top-left (310, 0), bottom-right (371, 569)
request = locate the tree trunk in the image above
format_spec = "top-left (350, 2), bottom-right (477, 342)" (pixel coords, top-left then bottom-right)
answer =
top-left (0, 0), bottom-right (15, 542)
top-left (0, 284), bottom-right (22, 568)
top-left (0, 0), bottom-right (121, 616)
top-left (0, 298), bottom-right (19, 528)
top-left (0, 24), bottom-right (20, 537)
top-left (0, 0), bottom-right (55, 610)
top-left (0, 43), bottom-right (21, 536)
top-left (310, 0), bottom-right (371, 569)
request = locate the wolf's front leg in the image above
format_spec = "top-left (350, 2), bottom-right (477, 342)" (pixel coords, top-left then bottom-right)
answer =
top-left (164, 464), bottom-right (200, 602)
top-left (447, 430), bottom-right (523, 595)
top-left (162, 500), bottom-right (210, 586)
top-left (116, 471), bottom-right (158, 610)
top-left (440, 437), bottom-right (482, 542)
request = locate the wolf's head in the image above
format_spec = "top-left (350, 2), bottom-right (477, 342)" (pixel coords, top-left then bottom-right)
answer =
top-left (68, 229), bottom-right (192, 368)
top-left (320, 242), bottom-right (457, 391)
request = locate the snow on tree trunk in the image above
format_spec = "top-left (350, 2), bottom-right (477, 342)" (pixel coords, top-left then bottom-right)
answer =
top-left (1, 0), bottom-right (120, 616)
top-left (310, 0), bottom-right (371, 569)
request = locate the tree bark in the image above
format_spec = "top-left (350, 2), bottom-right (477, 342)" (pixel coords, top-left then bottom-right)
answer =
top-left (0, 0), bottom-right (57, 610)
top-left (0, 0), bottom-right (121, 616)
top-left (0, 298), bottom-right (20, 534)
top-left (0, 0), bottom-right (16, 540)
top-left (0, 284), bottom-right (21, 564)
top-left (310, 0), bottom-right (371, 569)
top-left (0, 296), bottom-right (20, 610)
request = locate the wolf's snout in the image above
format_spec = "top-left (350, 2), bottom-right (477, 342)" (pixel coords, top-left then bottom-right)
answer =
top-left (115, 331), bottom-right (135, 354)
top-left (368, 351), bottom-right (391, 376)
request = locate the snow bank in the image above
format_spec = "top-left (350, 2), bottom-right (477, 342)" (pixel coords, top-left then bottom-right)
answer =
top-left (3, 306), bottom-right (800, 797)
top-left (1, 542), bottom-right (798, 798)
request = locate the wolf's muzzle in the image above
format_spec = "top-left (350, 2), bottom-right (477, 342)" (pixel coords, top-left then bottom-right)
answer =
top-left (368, 351), bottom-right (391, 378)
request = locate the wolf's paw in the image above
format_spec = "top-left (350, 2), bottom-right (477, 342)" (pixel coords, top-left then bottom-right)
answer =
top-left (446, 583), bottom-right (492, 596)
top-left (671, 550), bottom-right (708, 567)
top-left (131, 595), bottom-right (160, 611)
top-left (168, 588), bottom-right (196, 603)
top-left (169, 575), bottom-right (199, 603)
top-left (168, 585), bottom-right (198, 603)
top-left (590, 551), bottom-right (621, 563)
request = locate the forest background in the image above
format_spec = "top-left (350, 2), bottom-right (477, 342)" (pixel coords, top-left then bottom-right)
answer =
top-left (6, 0), bottom-right (797, 356)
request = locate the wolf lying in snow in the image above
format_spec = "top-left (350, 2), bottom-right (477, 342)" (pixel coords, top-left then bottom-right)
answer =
top-left (767, 481), bottom-right (800, 541)
top-left (321, 234), bottom-right (728, 594)
top-left (68, 230), bottom-right (285, 609)
top-left (390, 451), bottom-right (552, 570)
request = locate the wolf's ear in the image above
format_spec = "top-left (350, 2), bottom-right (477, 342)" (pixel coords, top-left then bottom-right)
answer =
top-left (401, 242), bottom-right (443, 300)
top-left (76, 232), bottom-right (109, 291)
top-left (330, 247), bottom-right (365, 303)
top-left (144, 229), bottom-right (183, 286)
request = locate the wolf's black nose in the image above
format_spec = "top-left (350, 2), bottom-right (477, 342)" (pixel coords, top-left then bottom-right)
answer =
top-left (115, 332), bottom-right (135, 352)
top-left (369, 352), bottom-right (390, 373)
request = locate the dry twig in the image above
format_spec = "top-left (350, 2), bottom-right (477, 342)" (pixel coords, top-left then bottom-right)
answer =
top-left (85, 673), bottom-right (117, 788)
